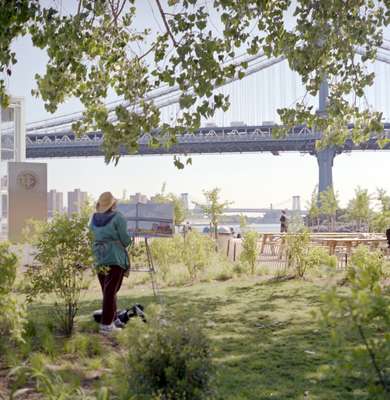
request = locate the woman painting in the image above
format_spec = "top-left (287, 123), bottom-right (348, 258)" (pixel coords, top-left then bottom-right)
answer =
top-left (90, 192), bottom-right (132, 334)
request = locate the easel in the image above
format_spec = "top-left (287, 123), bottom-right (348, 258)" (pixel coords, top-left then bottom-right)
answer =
top-left (117, 202), bottom-right (174, 305)
top-left (129, 236), bottom-right (162, 304)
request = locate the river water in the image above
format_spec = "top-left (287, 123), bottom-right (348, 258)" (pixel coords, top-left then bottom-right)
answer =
top-left (190, 223), bottom-right (280, 234)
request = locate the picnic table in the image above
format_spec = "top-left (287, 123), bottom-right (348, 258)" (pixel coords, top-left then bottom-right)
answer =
top-left (312, 237), bottom-right (387, 256)
top-left (258, 232), bottom-right (387, 257)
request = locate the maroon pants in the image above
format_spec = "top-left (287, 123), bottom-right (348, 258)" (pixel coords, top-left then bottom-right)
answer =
top-left (98, 266), bottom-right (125, 325)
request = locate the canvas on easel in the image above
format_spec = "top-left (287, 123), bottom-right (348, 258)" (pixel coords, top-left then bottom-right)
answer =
top-left (116, 202), bottom-right (174, 300)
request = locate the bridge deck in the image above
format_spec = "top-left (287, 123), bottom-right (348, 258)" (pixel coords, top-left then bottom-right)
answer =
top-left (20, 123), bottom-right (390, 158)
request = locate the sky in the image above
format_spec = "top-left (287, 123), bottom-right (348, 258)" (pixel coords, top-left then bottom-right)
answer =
top-left (2, 1), bottom-right (390, 209)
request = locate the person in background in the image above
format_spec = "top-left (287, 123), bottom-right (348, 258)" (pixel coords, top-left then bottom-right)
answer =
top-left (280, 210), bottom-right (288, 233)
top-left (186, 221), bottom-right (192, 232)
top-left (90, 192), bottom-right (132, 334)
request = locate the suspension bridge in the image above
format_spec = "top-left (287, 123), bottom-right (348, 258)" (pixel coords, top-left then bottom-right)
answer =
top-left (3, 43), bottom-right (390, 194)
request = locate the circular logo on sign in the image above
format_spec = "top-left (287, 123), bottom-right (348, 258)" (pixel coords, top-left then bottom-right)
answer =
top-left (17, 171), bottom-right (38, 190)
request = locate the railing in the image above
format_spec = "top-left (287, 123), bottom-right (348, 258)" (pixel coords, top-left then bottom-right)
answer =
top-left (25, 123), bottom-right (390, 148)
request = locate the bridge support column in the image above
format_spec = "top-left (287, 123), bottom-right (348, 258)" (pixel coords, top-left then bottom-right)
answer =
top-left (316, 147), bottom-right (336, 194)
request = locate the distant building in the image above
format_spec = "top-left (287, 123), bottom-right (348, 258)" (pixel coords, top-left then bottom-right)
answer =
top-left (150, 194), bottom-right (160, 203)
top-left (129, 192), bottom-right (148, 204)
top-left (0, 175), bottom-right (7, 190)
top-left (0, 177), bottom-right (7, 219)
top-left (180, 193), bottom-right (189, 210)
top-left (48, 189), bottom-right (64, 218)
top-left (68, 189), bottom-right (88, 215)
top-left (1, 193), bottom-right (7, 218)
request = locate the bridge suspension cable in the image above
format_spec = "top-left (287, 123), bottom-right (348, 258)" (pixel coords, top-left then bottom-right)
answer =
top-left (26, 51), bottom-right (270, 132)
top-left (25, 55), bottom-right (284, 135)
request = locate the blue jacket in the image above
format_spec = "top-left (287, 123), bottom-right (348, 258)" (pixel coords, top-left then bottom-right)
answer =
top-left (90, 211), bottom-right (132, 270)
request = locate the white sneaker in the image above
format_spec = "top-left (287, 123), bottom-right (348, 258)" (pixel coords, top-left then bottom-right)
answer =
top-left (99, 323), bottom-right (122, 334)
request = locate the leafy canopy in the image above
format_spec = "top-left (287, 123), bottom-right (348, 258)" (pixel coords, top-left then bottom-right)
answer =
top-left (1, 1), bottom-right (390, 162)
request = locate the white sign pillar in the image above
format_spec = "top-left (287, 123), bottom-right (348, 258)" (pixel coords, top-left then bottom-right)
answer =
top-left (0, 97), bottom-right (27, 238)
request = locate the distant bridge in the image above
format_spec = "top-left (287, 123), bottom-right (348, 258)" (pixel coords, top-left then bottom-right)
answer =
top-left (224, 208), bottom-right (307, 214)
top-left (190, 207), bottom-right (308, 215)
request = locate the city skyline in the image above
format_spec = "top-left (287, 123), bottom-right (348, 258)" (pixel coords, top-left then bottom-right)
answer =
top-left (41, 151), bottom-right (390, 210)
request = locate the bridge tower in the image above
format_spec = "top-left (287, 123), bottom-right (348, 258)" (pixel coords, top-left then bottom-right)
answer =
top-left (292, 195), bottom-right (301, 211)
top-left (314, 79), bottom-right (337, 194)
top-left (316, 147), bottom-right (336, 193)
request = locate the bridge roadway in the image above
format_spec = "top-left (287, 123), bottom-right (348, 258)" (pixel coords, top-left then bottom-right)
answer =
top-left (18, 122), bottom-right (390, 193)
top-left (24, 123), bottom-right (390, 158)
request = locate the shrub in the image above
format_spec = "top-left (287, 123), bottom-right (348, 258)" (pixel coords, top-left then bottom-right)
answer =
top-left (64, 333), bottom-right (102, 358)
top-left (284, 231), bottom-right (336, 278)
top-left (0, 242), bottom-right (25, 344)
top-left (346, 245), bottom-right (384, 289)
top-left (320, 247), bottom-right (390, 397)
top-left (116, 311), bottom-right (214, 400)
top-left (24, 211), bottom-right (93, 336)
top-left (182, 231), bottom-right (214, 281)
top-left (285, 230), bottom-right (311, 278)
top-left (240, 231), bottom-right (259, 274)
top-left (305, 246), bottom-right (337, 271)
top-left (232, 262), bottom-right (249, 276)
top-left (9, 360), bottom-right (110, 400)
top-left (214, 264), bottom-right (234, 281)
top-left (22, 319), bottom-right (57, 357)
top-left (150, 235), bottom-right (183, 280)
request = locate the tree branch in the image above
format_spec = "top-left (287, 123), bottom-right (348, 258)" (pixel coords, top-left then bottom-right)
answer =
top-left (357, 324), bottom-right (389, 393)
top-left (116, 0), bottom-right (127, 19)
top-left (154, 0), bottom-right (178, 47)
top-left (137, 43), bottom-right (157, 62)
top-left (77, 0), bottom-right (82, 15)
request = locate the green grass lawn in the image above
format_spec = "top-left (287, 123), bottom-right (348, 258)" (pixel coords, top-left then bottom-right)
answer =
top-left (0, 273), bottom-right (382, 399)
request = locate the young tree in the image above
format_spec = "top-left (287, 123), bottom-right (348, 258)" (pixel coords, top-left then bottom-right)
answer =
top-left (377, 188), bottom-right (390, 212)
top-left (239, 213), bottom-right (248, 234)
top-left (319, 187), bottom-right (339, 232)
top-left (181, 231), bottom-right (214, 281)
top-left (1, 2), bottom-right (388, 163)
top-left (345, 187), bottom-right (372, 231)
top-left (307, 186), bottom-right (320, 231)
top-left (240, 231), bottom-right (259, 275)
top-left (152, 183), bottom-right (187, 227)
top-left (195, 188), bottom-right (232, 239)
top-left (24, 211), bottom-right (93, 336)
top-left (372, 188), bottom-right (390, 232)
